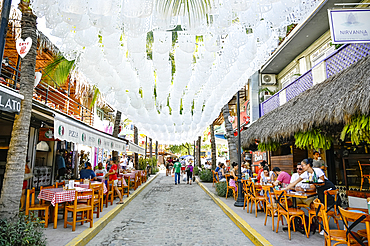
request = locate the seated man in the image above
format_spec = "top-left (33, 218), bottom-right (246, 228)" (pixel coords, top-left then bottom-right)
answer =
top-left (80, 162), bottom-right (96, 180)
top-left (291, 162), bottom-right (316, 208)
top-left (94, 162), bottom-right (107, 179)
top-left (272, 167), bottom-right (291, 187)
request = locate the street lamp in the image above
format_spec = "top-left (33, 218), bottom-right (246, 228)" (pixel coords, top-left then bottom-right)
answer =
top-left (234, 91), bottom-right (244, 207)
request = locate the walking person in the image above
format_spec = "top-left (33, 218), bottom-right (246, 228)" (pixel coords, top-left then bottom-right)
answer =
top-left (173, 159), bottom-right (181, 185)
top-left (186, 163), bottom-right (193, 185)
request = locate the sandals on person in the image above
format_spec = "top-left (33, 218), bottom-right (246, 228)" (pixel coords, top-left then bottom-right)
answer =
top-left (116, 201), bottom-right (124, 204)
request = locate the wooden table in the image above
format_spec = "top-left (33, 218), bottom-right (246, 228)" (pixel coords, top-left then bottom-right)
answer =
top-left (286, 191), bottom-right (317, 208)
top-left (37, 187), bottom-right (91, 229)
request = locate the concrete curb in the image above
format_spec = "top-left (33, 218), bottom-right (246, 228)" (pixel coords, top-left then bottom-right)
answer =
top-left (65, 172), bottom-right (160, 246)
top-left (196, 179), bottom-right (273, 246)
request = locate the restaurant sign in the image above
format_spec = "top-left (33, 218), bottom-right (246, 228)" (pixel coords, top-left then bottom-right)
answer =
top-left (54, 113), bottom-right (127, 152)
top-left (328, 9), bottom-right (370, 44)
top-left (0, 86), bottom-right (23, 114)
top-left (252, 151), bottom-right (267, 165)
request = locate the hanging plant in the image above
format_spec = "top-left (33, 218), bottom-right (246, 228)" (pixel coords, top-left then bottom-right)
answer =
top-left (294, 129), bottom-right (333, 150)
top-left (258, 141), bottom-right (280, 152)
top-left (341, 114), bottom-right (370, 145)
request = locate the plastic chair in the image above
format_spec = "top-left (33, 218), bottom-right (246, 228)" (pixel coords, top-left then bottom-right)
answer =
top-left (25, 188), bottom-right (51, 228)
top-left (64, 190), bottom-right (94, 231)
top-left (358, 161), bottom-right (370, 191)
top-left (275, 190), bottom-right (308, 239)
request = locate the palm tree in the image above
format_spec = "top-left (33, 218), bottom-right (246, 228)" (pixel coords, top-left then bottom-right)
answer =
top-left (0, 1), bottom-right (38, 219)
top-left (210, 123), bottom-right (216, 169)
top-left (222, 104), bottom-right (238, 164)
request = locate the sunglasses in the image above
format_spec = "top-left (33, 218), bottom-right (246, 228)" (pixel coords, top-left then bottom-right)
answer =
top-left (297, 168), bottom-right (303, 170)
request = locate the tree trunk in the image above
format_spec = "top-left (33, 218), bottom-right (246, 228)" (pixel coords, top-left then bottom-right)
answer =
top-left (144, 136), bottom-right (147, 159)
top-left (222, 104), bottom-right (238, 164)
top-left (134, 125), bottom-right (138, 169)
top-left (0, 4), bottom-right (37, 219)
top-left (210, 124), bottom-right (217, 170)
top-left (155, 141), bottom-right (158, 160)
top-left (149, 138), bottom-right (152, 159)
top-left (112, 111), bottom-right (121, 160)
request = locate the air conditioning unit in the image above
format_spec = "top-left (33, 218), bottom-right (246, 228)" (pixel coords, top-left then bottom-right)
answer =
top-left (263, 95), bottom-right (272, 101)
top-left (261, 74), bottom-right (277, 85)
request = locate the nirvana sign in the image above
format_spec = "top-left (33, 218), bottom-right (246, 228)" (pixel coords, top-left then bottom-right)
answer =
top-left (328, 9), bottom-right (370, 44)
top-left (0, 86), bottom-right (23, 114)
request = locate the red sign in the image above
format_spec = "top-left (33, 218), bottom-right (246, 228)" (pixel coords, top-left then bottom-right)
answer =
top-left (252, 151), bottom-right (267, 165)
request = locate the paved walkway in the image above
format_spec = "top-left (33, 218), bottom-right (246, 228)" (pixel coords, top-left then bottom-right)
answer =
top-left (88, 173), bottom-right (253, 246)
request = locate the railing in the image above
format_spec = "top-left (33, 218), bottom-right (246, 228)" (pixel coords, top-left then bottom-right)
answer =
top-left (33, 77), bottom-right (94, 126)
top-left (260, 43), bottom-right (370, 116)
top-left (0, 58), bottom-right (21, 90)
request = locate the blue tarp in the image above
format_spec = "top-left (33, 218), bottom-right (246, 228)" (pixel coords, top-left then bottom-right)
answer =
top-left (179, 155), bottom-right (194, 159)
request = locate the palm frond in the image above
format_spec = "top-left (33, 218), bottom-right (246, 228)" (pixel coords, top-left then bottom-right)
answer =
top-left (156, 0), bottom-right (213, 28)
top-left (43, 55), bottom-right (75, 87)
top-left (90, 86), bottom-right (100, 109)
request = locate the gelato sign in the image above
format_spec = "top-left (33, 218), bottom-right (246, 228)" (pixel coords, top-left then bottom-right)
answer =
top-left (328, 9), bottom-right (370, 44)
top-left (0, 86), bottom-right (23, 114)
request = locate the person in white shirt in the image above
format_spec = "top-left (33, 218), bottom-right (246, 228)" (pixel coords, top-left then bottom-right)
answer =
top-left (290, 162), bottom-right (316, 208)
top-left (284, 158), bottom-right (336, 206)
top-left (94, 162), bottom-right (108, 180)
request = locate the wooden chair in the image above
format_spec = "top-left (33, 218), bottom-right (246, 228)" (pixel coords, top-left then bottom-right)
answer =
top-left (242, 180), bottom-right (251, 212)
top-left (134, 172), bottom-right (140, 190)
top-left (39, 185), bottom-right (55, 205)
top-left (275, 190), bottom-right (308, 240)
top-left (313, 200), bottom-right (362, 246)
top-left (212, 170), bottom-right (219, 187)
top-left (25, 188), bottom-right (51, 228)
top-left (262, 186), bottom-right (279, 231)
top-left (117, 177), bottom-right (129, 198)
top-left (91, 184), bottom-right (102, 218)
top-left (344, 207), bottom-right (370, 241)
top-left (64, 190), bottom-right (94, 231)
top-left (55, 181), bottom-right (65, 188)
top-left (105, 180), bottom-right (114, 207)
top-left (358, 161), bottom-right (370, 191)
top-left (307, 189), bottom-right (341, 236)
top-left (128, 175), bottom-right (136, 190)
top-left (338, 207), bottom-right (369, 246)
top-left (143, 170), bottom-right (147, 182)
top-left (248, 182), bottom-right (265, 217)
top-left (137, 171), bottom-right (142, 186)
top-left (225, 174), bottom-right (236, 200)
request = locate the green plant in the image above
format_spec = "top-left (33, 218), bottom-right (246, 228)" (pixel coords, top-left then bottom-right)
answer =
top-left (258, 141), bottom-right (280, 152)
top-left (295, 128), bottom-right (333, 150)
top-left (199, 169), bottom-right (213, 182)
top-left (341, 114), bottom-right (370, 145)
top-left (215, 181), bottom-right (231, 197)
top-left (0, 212), bottom-right (47, 246)
top-left (194, 166), bottom-right (199, 175)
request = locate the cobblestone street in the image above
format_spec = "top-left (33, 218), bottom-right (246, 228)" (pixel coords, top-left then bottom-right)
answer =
top-left (88, 173), bottom-right (253, 246)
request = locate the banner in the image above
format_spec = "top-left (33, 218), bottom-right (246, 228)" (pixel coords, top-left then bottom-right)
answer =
top-left (54, 113), bottom-right (127, 153)
top-left (328, 9), bottom-right (370, 44)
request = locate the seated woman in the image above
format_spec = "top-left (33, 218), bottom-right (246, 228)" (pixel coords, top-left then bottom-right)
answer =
top-left (218, 163), bottom-right (226, 182)
top-left (260, 166), bottom-right (272, 184)
top-left (283, 158), bottom-right (337, 207)
top-left (229, 162), bottom-right (238, 191)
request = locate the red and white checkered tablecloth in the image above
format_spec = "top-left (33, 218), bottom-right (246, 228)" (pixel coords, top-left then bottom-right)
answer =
top-left (74, 182), bottom-right (108, 194)
top-left (37, 187), bottom-right (92, 206)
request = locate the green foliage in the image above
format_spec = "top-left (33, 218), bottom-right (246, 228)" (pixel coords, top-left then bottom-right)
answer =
top-left (194, 166), bottom-right (199, 175)
top-left (258, 141), bottom-right (280, 152)
top-left (329, 42), bottom-right (343, 50)
top-left (44, 55), bottom-right (75, 87)
top-left (0, 212), bottom-right (47, 246)
top-left (138, 157), bottom-right (158, 172)
top-left (167, 143), bottom-right (193, 156)
top-left (258, 87), bottom-right (279, 102)
top-left (295, 129), bottom-right (333, 150)
top-left (199, 169), bottom-right (212, 182)
top-left (215, 181), bottom-right (231, 197)
top-left (341, 114), bottom-right (370, 145)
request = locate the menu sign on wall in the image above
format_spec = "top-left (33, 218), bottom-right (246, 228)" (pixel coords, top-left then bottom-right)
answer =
top-left (252, 151), bottom-right (267, 165)
top-left (0, 86), bottom-right (23, 114)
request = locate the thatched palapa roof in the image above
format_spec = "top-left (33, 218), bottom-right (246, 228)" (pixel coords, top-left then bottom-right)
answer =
top-left (241, 54), bottom-right (370, 148)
